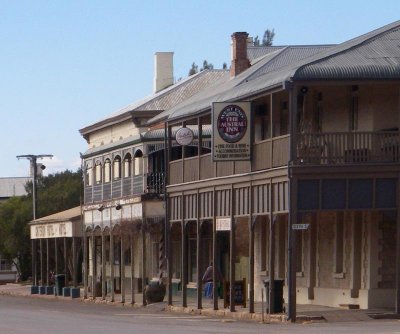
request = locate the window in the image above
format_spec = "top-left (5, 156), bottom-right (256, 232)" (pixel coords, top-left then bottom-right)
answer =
top-left (280, 101), bottom-right (289, 135)
top-left (349, 86), bottom-right (358, 131)
top-left (295, 230), bottom-right (303, 274)
top-left (113, 156), bottom-right (121, 180)
top-left (123, 153), bottom-right (132, 178)
top-left (85, 165), bottom-right (93, 186)
top-left (134, 150), bottom-right (143, 176)
top-left (315, 92), bottom-right (323, 132)
top-left (254, 104), bottom-right (270, 141)
top-left (104, 159), bottom-right (111, 183)
top-left (260, 219), bottom-right (268, 272)
top-left (334, 212), bottom-right (344, 274)
top-left (95, 161), bottom-right (102, 184)
top-left (0, 259), bottom-right (11, 271)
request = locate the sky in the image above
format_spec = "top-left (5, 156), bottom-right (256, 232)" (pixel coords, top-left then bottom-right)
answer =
top-left (1, 0), bottom-right (400, 177)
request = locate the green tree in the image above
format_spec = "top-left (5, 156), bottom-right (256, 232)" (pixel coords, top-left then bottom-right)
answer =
top-left (188, 62), bottom-right (198, 76)
top-left (200, 60), bottom-right (214, 71)
top-left (0, 169), bottom-right (82, 279)
top-left (262, 29), bottom-right (275, 46)
top-left (222, 62), bottom-right (227, 70)
top-left (253, 35), bottom-right (260, 46)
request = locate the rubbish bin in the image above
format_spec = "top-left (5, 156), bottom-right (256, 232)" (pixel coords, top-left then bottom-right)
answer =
top-left (55, 274), bottom-right (65, 296)
top-left (263, 279), bottom-right (284, 313)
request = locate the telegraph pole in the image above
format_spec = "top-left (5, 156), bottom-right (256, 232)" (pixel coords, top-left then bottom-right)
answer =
top-left (16, 154), bottom-right (53, 220)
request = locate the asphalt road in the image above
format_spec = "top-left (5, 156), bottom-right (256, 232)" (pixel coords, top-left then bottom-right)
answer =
top-left (1, 295), bottom-right (400, 334)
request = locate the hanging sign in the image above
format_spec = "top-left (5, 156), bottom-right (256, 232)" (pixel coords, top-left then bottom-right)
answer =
top-left (175, 127), bottom-right (194, 146)
top-left (212, 102), bottom-right (251, 161)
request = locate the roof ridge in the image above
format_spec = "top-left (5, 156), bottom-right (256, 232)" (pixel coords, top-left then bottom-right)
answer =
top-left (292, 20), bottom-right (400, 80)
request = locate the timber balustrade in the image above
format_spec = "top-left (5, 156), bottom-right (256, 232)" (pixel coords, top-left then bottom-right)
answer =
top-left (296, 131), bottom-right (399, 165)
top-left (84, 172), bottom-right (165, 204)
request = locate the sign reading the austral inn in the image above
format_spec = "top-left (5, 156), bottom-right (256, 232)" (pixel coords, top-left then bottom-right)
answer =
top-left (212, 102), bottom-right (251, 161)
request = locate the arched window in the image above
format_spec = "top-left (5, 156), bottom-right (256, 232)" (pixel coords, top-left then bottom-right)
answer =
top-left (104, 159), bottom-right (111, 183)
top-left (113, 155), bottom-right (121, 180)
top-left (134, 150), bottom-right (143, 176)
top-left (85, 164), bottom-right (93, 186)
top-left (95, 161), bottom-right (102, 184)
top-left (123, 153), bottom-right (132, 178)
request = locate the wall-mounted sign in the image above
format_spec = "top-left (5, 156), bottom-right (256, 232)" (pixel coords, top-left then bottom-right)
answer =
top-left (292, 223), bottom-right (310, 230)
top-left (176, 127), bottom-right (194, 146)
top-left (216, 218), bottom-right (231, 231)
top-left (30, 222), bottom-right (74, 239)
top-left (212, 102), bottom-right (251, 161)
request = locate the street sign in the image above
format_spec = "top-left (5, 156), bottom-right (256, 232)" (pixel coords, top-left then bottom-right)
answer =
top-left (292, 223), bottom-right (310, 230)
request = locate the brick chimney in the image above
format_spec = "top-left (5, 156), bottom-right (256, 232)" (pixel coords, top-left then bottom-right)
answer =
top-left (230, 32), bottom-right (250, 77)
top-left (153, 52), bottom-right (174, 93)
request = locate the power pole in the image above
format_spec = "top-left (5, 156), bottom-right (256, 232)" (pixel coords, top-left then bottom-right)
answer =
top-left (16, 154), bottom-right (53, 219)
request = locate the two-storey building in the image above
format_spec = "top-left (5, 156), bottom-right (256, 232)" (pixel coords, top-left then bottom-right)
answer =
top-left (149, 21), bottom-right (400, 318)
top-left (79, 52), bottom-right (229, 303)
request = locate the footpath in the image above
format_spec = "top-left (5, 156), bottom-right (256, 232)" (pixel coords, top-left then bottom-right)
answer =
top-left (0, 283), bottom-right (399, 324)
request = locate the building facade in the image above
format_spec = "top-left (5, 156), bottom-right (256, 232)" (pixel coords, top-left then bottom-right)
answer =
top-left (150, 22), bottom-right (400, 317)
top-left (79, 52), bottom-right (229, 303)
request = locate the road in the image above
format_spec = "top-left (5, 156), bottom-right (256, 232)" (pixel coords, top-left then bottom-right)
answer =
top-left (0, 295), bottom-right (400, 334)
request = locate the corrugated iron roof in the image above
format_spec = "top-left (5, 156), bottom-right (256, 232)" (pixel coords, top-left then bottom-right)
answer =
top-left (80, 69), bottom-right (228, 134)
top-left (30, 206), bottom-right (81, 224)
top-left (247, 46), bottom-right (285, 62)
top-left (159, 20), bottom-right (400, 123)
top-left (295, 25), bottom-right (400, 80)
top-left (0, 177), bottom-right (30, 198)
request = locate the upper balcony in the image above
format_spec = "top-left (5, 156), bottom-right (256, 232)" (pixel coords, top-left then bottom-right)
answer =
top-left (296, 131), bottom-right (399, 165)
top-left (168, 130), bottom-right (400, 186)
top-left (84, 171), bottom-right (165, 204)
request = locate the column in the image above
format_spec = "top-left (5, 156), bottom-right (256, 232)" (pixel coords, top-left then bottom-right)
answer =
top-left (91, 231), bottom-right (96, 299)
top-left (31, 239), bottom-right (37, 286)
top-left (130, 231), bottom-right (135, 305)
top-left (181, 220), bottom-right (187, 308)
top-left (121, 232), bottom-right (126, 303)
top-left (72, 237), bottom-right (77, 287)
top-left (268, 215), bottom-right (276, 313)
top-left (101, 232), bottom-right (106, 299)
top-left (83, 234), bottom-right (88, 299)
top-left (64, 237), bottom-right (68, 285)
top-left (110, 230), bottom-right (115, 302)
top-left (40, 239), bottom-right (44, 286)
top-left (46, 238), bottom-right (49, 285)
top-left (248, 184), bottom-right (255, 314)
top-left (141, 220), bottom-right (147, 305)
top-left (229, 187), bottom-right (235, 313)
top-left (196, 220), bottom-right (202, 309)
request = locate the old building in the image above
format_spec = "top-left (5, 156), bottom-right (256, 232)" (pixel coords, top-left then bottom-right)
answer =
top-left (79, 52), bottom-right (229, 303)
top-left (148, 21), bottom-right (400, 318)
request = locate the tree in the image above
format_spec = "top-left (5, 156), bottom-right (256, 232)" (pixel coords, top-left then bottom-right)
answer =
top-left (262, 29), bottom-right (275, 46)
top-left (188, 62), bottom-right (198, 76)
top-left (200, 60), bottom-right (214, 71)
top-left (0, 169), bottom-right (82, 280)
top-left (222, 62), bottom-right (227, 70)
top-left (253, 36), bottom-right (260, 46)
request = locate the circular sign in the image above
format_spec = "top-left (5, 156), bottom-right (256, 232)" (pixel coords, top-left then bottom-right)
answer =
top-left (217, 104), bottom-right (248, 143)
top-left (175, 127), bottom-right (194, 146)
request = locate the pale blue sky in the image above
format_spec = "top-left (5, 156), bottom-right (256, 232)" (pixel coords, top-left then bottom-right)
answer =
top-left (1, 0), bottom-right (399, 176)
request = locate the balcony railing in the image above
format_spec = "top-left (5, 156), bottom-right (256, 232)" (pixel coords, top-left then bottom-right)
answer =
top-left (84, 172), bottom-right (165, 204)
top-left (146, 172), bottom-right (165, 194)
top-left (296, 131), bottom-right (399, 165)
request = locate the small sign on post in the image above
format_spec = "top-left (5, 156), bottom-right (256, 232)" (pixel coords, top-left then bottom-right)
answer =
top-left (292, 223), bottom-right (310, 230)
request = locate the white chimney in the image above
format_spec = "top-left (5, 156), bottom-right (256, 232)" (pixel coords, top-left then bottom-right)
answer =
top-left (153, 52), bottom-right (174, 94)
